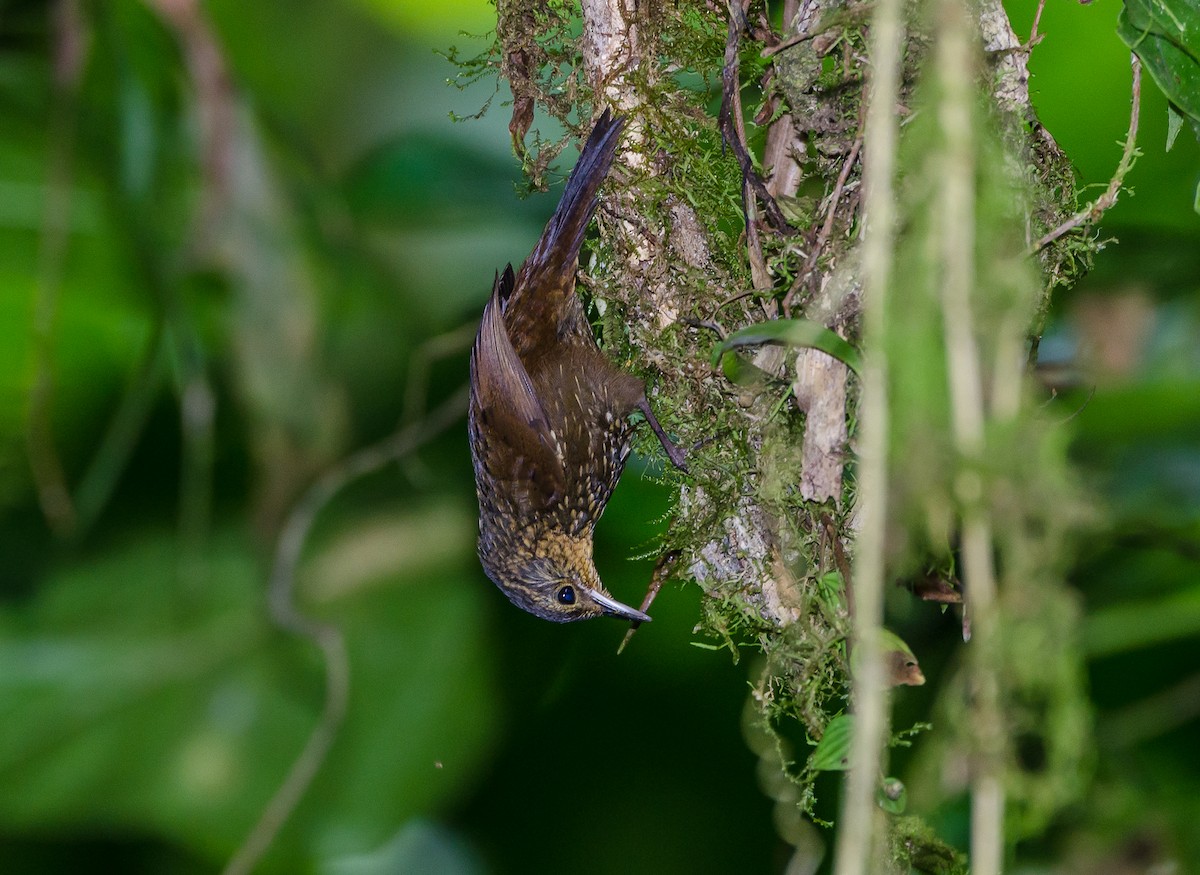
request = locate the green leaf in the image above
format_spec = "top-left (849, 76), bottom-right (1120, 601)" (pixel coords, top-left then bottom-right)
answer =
top-left (877, 627), bottom-right (917, 660)
top-left (815, 571), bottom-right (847, 612)
top-left (809, 714), bottom-right (854, 771)
top-left (1167, 104), bottom-right (1184, 151)
top-left (710, 319), bottom-right (863, 376)
top-left (1118, 0), bottom-right (1200, 145)
top-left (718, 349), bottom-right (776, 386)
top-left (1118, 0), bottom-right (1200, 213)
top-left (878, 777), bottom-right (908, 814)
top-left (850, 629), bottom-right (926, 688)
top-left (326, 819), bottom-right (484, 875)
top-left (0, 515), bottom-right (498, 866)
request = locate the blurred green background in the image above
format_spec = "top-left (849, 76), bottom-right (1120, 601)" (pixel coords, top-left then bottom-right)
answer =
top-left (1, 0), bottom-right (1198, 872)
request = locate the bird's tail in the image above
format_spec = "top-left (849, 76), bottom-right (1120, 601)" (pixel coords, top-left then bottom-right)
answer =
top-left (517, 109), bottom-right (625, 295)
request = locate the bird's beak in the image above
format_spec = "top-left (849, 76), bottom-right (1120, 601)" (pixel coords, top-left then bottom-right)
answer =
top-left (588, 588), bottom-right (652, 623)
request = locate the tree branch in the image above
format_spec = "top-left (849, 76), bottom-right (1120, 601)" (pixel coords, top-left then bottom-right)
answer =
top-left (1033, 54), bottom-right (1141, 252)
top-left (831, 0), bottom-right (902, 868)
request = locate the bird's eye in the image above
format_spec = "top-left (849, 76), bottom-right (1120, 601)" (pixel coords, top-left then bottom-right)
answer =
top-left (556, 585), bottom-right (576, 606)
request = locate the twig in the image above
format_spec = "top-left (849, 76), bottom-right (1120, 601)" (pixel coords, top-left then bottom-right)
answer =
top-left (712, 289), bottom-right (760, 322)
top-left (1101, 671), bottom-right (1200, 749)
top-left (783, 122), bottom-right (864, 315)
top-left (831, 0), bottom-right (903, 868)
top-left (764, 30), bottom-right (816, 57)
top-left (222, 385), bottom-right (470, 875)
top-left (933, 1), bottom-right (1007, 870)
top-left (399, 322), bottom-right (478, 484)
top-left (1032, 54), bottom-right (1141, 253)
top-left (618, 550), bottom-right (680, 653)
top-left (402, 322), bottom-right (479, 428)
top-left (148, 0), bottom-right (235, 245)
top-left (761, 4), bottom-right (874, 57)
top-left (26, 0), bottom-right (87, 537)
top-left (723, 3), bottom-right (772, 289)
top-left (718, 0), bottom-right (794, 238)
top-left (148, 0), bottom-right (236, 586)
top-left (1055, 384), bottom-right (1096, 424)
top-left (1026, 0), bottom-right (1046, 51)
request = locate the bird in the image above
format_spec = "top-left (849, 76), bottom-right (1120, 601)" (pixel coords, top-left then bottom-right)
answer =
top-left (468, 109), bottom-right (687, 623)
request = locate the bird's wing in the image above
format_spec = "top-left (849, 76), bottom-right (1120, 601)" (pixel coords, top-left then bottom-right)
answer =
top-left (506, 110), bottom-right (625, 358)
top-left (470, 268), bottom-right (567, 513)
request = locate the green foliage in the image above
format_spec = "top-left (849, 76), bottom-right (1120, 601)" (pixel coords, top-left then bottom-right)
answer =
top-left (885, 27), bottom-right (1093, 844)
top-left (711, 318), bottom-right (864, 377)
top-left (878, 777), bottom-right (908, 815)
top-left (0, 518), bottom-right (498, 868)
top-left (4, 0), bottom-right (1199, 871)
top-left (810, 713), bottom-right (854, 771)
top-left (888, 816), bottom-right (968, 874)
top-left (1118, 0), bottom-right (1200, 211)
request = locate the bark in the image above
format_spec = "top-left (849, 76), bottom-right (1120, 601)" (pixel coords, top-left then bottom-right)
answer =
top-left (495, 0), bottom-right (1082, 863)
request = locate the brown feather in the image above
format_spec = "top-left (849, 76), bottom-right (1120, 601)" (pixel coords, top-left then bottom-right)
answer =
top-left (467, 110), bottom-right (685, 624)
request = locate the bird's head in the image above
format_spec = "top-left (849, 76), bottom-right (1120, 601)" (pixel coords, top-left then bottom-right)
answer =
top-left (480, 532), bottom-right (650, 624)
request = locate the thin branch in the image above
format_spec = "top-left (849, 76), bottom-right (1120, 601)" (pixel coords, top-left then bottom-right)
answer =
top-left (71, 324), bottom-right (169, 540)
top-left (724, 4), bottom-right (772, 289)
top-left (934, 1), bottom-right (1007, 870)
top-left (399, 321), bottom-right (478, 485)
top-left (26, 0), bottom-right (87, 537)
top-left (618, 550), bottom-right (680, 653)
top-left (1032, 54), bottom-right (1141, 253)
top-left (718, 0), bottom-right (794, 238)
top-left (1027, 0), bottom-right (1046, 48)
top-left (148, 0), bottom-right (235, 244)
top-left (148, 0), bottom-right (237, 584)
top-left (761, 3), bottom-right (873, 57)
top-left (783, 121), bottom-right (863, 315)
top-left (1100, 671), bottom-right (1200, 749)
top-left (402, 321), bottom-right (478, 428)
top-left (831, 0), bottom-right (903, 867)
top-left (221, 385), bottom-right (470, 875)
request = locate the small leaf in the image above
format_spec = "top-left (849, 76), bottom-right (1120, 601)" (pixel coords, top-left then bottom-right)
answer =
top-left (710, 319), bottom-right (863, 375)
top-left (1118, 0), bottom-right (1200, 153)
top-left (775, 194), bottom-right (817, 225)
top-left (877, 628), bottom-right (917, 661)
top-left (816, 571), bottom-right (847, 612)
top-left (1166, 104), bottom-right (1184, 152)
top-left (810, 714), bottom-right (854, 771)
top-left (850, 629), bottom-right (926, 687)
top-left (878, 777), bottom-right (908, 814)
top-left (719, 350), bottom-right (776, 386)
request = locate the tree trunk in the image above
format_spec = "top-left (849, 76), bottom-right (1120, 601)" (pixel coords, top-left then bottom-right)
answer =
top-left (491, 0), bottom-right (1090, 869)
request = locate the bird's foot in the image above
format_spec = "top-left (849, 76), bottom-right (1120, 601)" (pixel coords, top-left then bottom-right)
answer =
top-left (637, 398), bottom-right (689, 473)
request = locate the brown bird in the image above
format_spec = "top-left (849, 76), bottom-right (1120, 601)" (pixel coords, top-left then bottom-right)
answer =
top-left (468, 109), bottom-right (686, 623)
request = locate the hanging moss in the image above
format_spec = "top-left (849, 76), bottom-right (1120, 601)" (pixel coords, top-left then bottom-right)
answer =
top-left (450, 0), bottom-right (1095, 861)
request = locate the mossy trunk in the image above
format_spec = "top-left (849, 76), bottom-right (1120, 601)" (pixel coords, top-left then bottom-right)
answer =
top-left (487, 0), bottom-right (1092, 869)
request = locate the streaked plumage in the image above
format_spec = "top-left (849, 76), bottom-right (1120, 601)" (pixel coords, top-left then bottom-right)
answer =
top-left (468, 110), bottom-right (686, 623)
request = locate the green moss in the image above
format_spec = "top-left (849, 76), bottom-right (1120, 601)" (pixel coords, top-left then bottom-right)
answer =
top-left (449, 0), bottom-right (1093, 859)
top-left (889, 816), bottom-right (969, 874)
